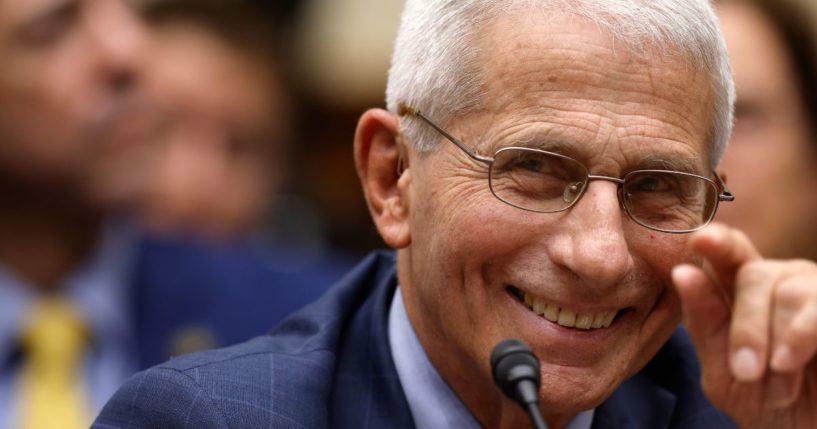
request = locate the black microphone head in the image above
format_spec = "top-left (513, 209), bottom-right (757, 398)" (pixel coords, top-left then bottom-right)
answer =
top-left (491, 339), bottom-right (541, 407)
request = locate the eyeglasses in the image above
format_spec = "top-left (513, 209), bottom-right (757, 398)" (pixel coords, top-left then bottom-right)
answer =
top-left (398, 103), bottom-right (734, 234)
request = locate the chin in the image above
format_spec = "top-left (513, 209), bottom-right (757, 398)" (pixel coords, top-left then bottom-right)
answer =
top-left (537, 362), bottom-right (624, 414)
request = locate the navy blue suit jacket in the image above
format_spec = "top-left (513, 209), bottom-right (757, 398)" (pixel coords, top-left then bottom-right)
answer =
top-left (95, 251), bottom-right (737, 428)
top-left (131, 234), bottom-right (351, 369)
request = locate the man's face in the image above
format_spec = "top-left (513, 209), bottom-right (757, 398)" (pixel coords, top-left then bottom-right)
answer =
top-left (86, 21), bottom-right (284, 236)
top-left (0, 0), bottom-right (147, 188)
top-left (715, 0), bottom-right (817, 260)
top-left (398, 14), bottom-right (715, 422)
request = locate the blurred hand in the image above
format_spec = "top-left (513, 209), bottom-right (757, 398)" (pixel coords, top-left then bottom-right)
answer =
top-left (673, 223), bottom-right (817, 428)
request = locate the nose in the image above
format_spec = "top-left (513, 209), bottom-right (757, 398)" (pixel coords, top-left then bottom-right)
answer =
top-left (86, 0), bottom-right (148, 93)
top-left (548, 181), bottom-right (633, 288)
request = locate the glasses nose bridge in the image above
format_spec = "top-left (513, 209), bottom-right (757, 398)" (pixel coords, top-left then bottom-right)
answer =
top-left (581, 174), bottom-right (627, 212)
top-left (587, 174), bottom-right (625, 186)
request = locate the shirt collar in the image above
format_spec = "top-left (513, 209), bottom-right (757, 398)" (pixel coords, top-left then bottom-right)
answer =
top-left (388, 286), bottom-right (595, 429)
top-left (0, 220), bottom-right (138, 371)
top-left (388, 286), bottom-right (482, 429)
top-left (64, 220), bottom-right (138, 345)
top-left (0, 269), bottom-right (32, 369)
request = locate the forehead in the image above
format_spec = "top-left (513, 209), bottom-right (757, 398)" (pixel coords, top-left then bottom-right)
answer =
top-left (465, 12), bottom-right (715, 172)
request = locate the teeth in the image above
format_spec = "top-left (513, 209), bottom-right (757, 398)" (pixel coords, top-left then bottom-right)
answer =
top-left (591, 313), bottom-right (606, 329)
top-left (575, 314), bottom-right (594, 330)
top-left (521, 291), bottom-right (618, 330)
top-left (543, 304), bottom-right (559, 322)
top-left (557, 309), bottom-right (576, 327)
top-left (533, 299), bottom-right (546, 316)
top-left (603, 312), bottom-right (616, 327)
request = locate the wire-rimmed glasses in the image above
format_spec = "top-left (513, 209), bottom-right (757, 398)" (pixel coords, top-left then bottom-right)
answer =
top-left (398, 103), bottom-right (734, 234)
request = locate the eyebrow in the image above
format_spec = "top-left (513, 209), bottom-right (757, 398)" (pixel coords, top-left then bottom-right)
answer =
top-left (15, 0), bottom-right (78, 34)
top-left (498, 135), bottom-right (705, 175)
top-left (637, 154), bottom-right (703, 175)
top-left (499, 135), bottom-right (579, 156)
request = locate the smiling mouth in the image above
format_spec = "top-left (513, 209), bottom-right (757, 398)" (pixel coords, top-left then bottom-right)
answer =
top-left (508, 286), bottom-right (628, 330)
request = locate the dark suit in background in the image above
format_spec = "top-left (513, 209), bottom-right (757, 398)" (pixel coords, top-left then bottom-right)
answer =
top-left (131, 234), bottom-right (350, 368)
top-left (0, 228), bottom-right (349, 425)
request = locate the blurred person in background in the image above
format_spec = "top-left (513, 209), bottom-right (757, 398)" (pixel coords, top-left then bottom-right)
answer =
top-left (715, 0), bottom-right (817, 261)
top-left (124, 0), bottom-right (352, 364)
top-left (0, 0), bottom-right (345, 427)
top-left (0, 1), bottom-right (150, 426)
top-left (94, 0), bottom-right (294, 240)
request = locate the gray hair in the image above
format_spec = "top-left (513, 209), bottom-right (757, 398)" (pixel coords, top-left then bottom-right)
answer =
top-left (385, 0), bottom-right (735, 168)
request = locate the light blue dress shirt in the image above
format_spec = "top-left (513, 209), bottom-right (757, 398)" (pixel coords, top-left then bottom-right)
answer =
top-left (0, 222), bottom-right (138, 428)
top-left (388, 287), bottom-right (595, 429)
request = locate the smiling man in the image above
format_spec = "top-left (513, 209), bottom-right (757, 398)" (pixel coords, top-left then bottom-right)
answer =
top-left (95, 1), bottom-right (817, 428)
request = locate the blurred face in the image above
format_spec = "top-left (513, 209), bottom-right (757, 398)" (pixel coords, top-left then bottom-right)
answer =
top-left (398, 14), bottom-right (714, 425)
top-left (89, 21), bottom-right (285, 236)
top-left (0, 0), bottom-right (148, 189)
top-left (715, 0), bottom-right (817, 259)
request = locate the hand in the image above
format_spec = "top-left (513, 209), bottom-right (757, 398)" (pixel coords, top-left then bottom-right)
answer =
top-left (672, 223), bottom-right (817, 429)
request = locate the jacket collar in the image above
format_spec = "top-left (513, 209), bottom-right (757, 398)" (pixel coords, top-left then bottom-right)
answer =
top-left (592, 370), bottom-right (677, 429)
top-left (329, 251), bottom-right (416, 428)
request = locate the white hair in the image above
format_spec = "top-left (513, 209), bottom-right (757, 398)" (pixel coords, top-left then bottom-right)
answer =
top-left (386, 0), bottom-right (735, 168)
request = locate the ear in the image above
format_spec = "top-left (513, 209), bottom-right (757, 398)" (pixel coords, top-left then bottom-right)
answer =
top-left (354, 108), bottom-right (411, 249)
top-left (716, 169), bottom-right (728, 185)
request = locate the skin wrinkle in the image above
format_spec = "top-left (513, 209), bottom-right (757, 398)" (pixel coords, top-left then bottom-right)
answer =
top-left (476, 47), bottom-right (710, 171)
top-left (485, 23), bottom-right (711, 153)
top-left (499, 75), bottom-right (707, 148)
top-left (464, 112), bottom-right (704, 176)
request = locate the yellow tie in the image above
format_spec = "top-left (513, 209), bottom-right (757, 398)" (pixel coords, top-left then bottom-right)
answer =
top-left (17, 298), bottom-right (90, 429)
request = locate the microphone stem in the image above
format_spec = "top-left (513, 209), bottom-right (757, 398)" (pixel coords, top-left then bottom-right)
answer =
top-left (526, 402), bottom-right (548, 429)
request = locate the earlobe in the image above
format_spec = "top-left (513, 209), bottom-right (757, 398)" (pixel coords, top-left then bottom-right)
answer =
top-left (354, 109), bottom-right (411, 249)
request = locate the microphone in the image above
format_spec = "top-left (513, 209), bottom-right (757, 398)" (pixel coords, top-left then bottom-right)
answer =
top-left (491, 339), bottom-right (548, 429)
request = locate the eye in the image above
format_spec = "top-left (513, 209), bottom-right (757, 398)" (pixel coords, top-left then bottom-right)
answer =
top-left (629, 174), bottom-right (672, 193)
top-left (497, 151), bottom-right (572, 179)
top-left (16, 2), bottom-right (80, 48)
top-left (514, 157), bottom-right (546, 173)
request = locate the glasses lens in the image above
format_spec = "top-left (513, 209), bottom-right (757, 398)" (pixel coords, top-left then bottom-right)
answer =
top-left (622, 171), bottom-right (718, 232)
top-left (489, 148), bottom-right (588, 212)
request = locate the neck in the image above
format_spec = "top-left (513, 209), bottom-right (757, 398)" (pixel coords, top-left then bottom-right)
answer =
top-left (0, 182), bottom-right (103, 291)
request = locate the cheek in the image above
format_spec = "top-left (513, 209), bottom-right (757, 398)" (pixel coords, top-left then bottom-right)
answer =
top-left (406, 182), bottom-right (523, 323)
top-left (626, 234), bottom-right (687, 364)
top-left (629, 281), bottom-right (683, 376)
top-left (412, 172), bottom-right (507, 251)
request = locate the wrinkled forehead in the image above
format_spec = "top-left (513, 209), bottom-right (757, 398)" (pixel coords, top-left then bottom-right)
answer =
top-left (464, 12), bottom-right (716, 166)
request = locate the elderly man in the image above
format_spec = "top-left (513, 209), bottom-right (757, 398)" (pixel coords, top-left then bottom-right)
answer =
top-left (94, 0), bottom-right (817, 428)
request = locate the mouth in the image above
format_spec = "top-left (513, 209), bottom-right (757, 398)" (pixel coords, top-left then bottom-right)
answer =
top-left (508, 286), bottom-right (630, 330)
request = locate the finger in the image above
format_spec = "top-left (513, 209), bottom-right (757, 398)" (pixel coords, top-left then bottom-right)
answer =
top-left (673, 264), bottom-right (732, 378)
top-left (771, 279), bottom-right (817, 373)
top-left (729, 261), bottom-right (776, 382)
top-left (763, 370), bottom-right (804, 410)
top-left (688, 223), bottom-right (762, 295)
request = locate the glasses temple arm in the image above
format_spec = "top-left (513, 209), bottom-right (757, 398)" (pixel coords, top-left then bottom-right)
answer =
top-left (712, 170), bottom-right (735, 202)
top-left (397, 103), bottom-right (493, 163)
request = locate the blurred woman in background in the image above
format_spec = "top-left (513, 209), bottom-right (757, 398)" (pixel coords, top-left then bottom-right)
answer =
top-left (715, 0), bottom-right (817, 260)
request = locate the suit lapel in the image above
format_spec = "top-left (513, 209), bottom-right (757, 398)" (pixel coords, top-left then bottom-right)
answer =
top-left (591, 370), bottom-right (678, 429)
top-left (330, 254), bottom-right (416, 429)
